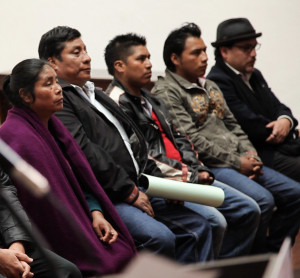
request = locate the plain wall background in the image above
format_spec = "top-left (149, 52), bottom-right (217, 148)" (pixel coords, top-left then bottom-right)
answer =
top-left (1, 0), bottom-right (300, 119)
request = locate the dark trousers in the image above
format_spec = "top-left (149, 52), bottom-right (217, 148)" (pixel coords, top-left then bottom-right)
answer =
top-left (30, 248), bottom-right (82, 278)
top-left (0, 248), bottom-right (82, 278)
top-left (273, 150), bottom-right (300, 182)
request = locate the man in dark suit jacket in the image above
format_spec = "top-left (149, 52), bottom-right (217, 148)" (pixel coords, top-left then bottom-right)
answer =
top-left (38, 26), bottom-right (214, 263)
top-left (207, 17), bottom-right (300, 182)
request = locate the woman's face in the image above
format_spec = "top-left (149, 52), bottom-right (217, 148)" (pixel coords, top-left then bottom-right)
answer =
top-left (29, 65), bottom-right (63, 120)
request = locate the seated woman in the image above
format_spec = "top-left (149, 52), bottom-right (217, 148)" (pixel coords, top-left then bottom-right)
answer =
top-left (0, 59), bottom-right (136, 276)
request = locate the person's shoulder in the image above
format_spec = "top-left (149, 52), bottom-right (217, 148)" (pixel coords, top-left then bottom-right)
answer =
top-left (153, 74), bottom-right (167, 87)
top-left (58, 79), bottom-right (74, 91)
top-left (205, 78), bottom-right (221, 89)
top-left (253, 68), bottom-right (264, 78)
top-left (60, 85), bottom-right (78, 103)
top-left (0, 114), bottom-right (29, 135)
top-left (95, 86), bottom-right (108, 101)
top-left (207, 62), bottom-right (230, 80)
top-left (0, 118), bottom-right (40, 151)
top-left (204, 78), bottom-right (226, 98)
top-left (153, 74), bottom-right (179, 96)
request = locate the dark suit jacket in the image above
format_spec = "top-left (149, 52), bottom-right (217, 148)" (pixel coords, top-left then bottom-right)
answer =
top-left (55, 79), bottom-right (148, 203)
top-left (207, 59), bottom-right (298, 166)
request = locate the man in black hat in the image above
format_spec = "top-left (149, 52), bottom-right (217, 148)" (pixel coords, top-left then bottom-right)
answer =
top-left (207, 18), bottom-right (300, 182)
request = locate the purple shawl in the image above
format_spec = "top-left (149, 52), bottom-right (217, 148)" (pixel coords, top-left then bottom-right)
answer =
top-left (0, 106), bottom-right (136, 276)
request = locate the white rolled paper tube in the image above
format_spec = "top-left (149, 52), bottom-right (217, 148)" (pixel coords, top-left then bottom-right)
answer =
top-left (143, 174), bottom-right (224, 207)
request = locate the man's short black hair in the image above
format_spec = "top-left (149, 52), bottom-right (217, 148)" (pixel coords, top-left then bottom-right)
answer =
top-left (104, 33), bottom-right (146, 76)
top-left (163, 23), bottom-right (201, 72)
top-left (38, 26), bottom-right (81, 60)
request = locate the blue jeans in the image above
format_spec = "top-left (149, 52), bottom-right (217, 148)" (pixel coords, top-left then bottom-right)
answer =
top-left (185, 180), bottom-right (260, 258)
top-left (114, 197), bottom-right (213, 263)
top-left (211, 166), bottom-right (300, 253)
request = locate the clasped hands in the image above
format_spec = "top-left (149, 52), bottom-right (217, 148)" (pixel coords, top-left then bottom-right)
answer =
top-left (240, 156), bottom-right (263, 180)
top-left (0, 242), bottom-right (33, 278)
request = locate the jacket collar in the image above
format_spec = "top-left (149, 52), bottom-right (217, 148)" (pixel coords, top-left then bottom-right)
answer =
top-left (58, 78), bottom-right (73, 89)
top-left (215, 58), bottom-right (239, 79)
top-left (165, 69), bottom-right (206, 90)
top-left (108, 78), bottom-right (150, 100)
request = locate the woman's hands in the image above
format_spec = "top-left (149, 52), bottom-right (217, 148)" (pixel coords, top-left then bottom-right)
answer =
top-left (91, 210), bottom-right (118, 244)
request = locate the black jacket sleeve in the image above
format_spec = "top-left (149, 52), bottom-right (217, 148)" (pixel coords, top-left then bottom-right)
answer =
top-left (0, 168), bottom-right (31, 248)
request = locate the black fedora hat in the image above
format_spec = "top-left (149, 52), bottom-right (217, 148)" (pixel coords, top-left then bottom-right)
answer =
top-left (211, 18), bottom-right (262, 47)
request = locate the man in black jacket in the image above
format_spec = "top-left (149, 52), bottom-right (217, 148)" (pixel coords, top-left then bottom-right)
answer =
top-left (0, 167), bottom-right (82, 278)
top-left (38, 26), bottom-right (214, 263)
top-left (207, 17), bottom-right (300, 182)
top-left (104, 33), bottom-right (261, 258)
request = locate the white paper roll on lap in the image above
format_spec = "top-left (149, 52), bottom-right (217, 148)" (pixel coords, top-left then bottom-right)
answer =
top-left (143, 174), bottom-right (224, 207)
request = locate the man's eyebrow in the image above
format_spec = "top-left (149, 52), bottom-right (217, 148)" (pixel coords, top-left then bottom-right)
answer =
top-left (191, 47), bottom-right (206, 52)
top-left (70, 45), bottom-right (83, 50)
top-left (137, 53), bottom-right (150, 58)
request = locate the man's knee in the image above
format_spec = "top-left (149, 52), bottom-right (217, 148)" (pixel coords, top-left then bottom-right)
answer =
top-left (29, 249), bottom-right (83, 278)
top-left (58, 260), bottom-right (82, 278)
top-left (241, 196), bottom-right (261, 227)
top-left (138, 228), bottom-right (176, 258)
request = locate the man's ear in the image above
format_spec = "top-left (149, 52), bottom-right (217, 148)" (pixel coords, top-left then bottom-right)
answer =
top-left (114, 60), bottom-right (125, 74)
top-left (19, 88), bottom-right (33, 104)
top-left (170, 53), bottom-right (180, 67)
top-left (47, 57), bottom-right (58, 71)
top-left (219, 46), bottom-right (229, 60)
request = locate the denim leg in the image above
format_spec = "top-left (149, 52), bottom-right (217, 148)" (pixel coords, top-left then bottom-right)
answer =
top-left (114, 202), bottom-right (176, 259)
top-left (114, 199), bottom-right (213, 263)
top-left (184, 202), bottom-right (226, 258)
top-left (150, 197), bottom-right (214, 263)
top-left (257, 166), bottom-right (300, 251)
top-left (210, 167), bottom-right (275, 253)
top-left (186, 180), bottom-right (260, 258)
top-left (213, 180), bottom-right (260, 258)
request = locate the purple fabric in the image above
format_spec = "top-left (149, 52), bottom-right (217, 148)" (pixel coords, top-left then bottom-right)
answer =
top-left (0, 106), bottom-right (136, 276)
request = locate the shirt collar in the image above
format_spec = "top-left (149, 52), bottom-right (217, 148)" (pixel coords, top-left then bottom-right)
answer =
top-left (225, 62), bottom-right (252, 83)
top-left (72, 81), bottom-right (95, 100)
top-left (224, 62), bottom-right (253, 91)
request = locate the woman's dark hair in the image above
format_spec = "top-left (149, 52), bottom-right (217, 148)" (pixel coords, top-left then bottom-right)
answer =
top-left (163, 23), bottom-right (201, 72)
top-left (38, 26), bottom-right (81, 60)
top-left (0, 89), bottom-right (12, 124)
top-left (2, 58), bottom-right (49, 107)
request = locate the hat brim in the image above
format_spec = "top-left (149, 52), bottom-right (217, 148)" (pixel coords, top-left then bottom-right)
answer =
top-left (211, 32), bottom-right (262, 47)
